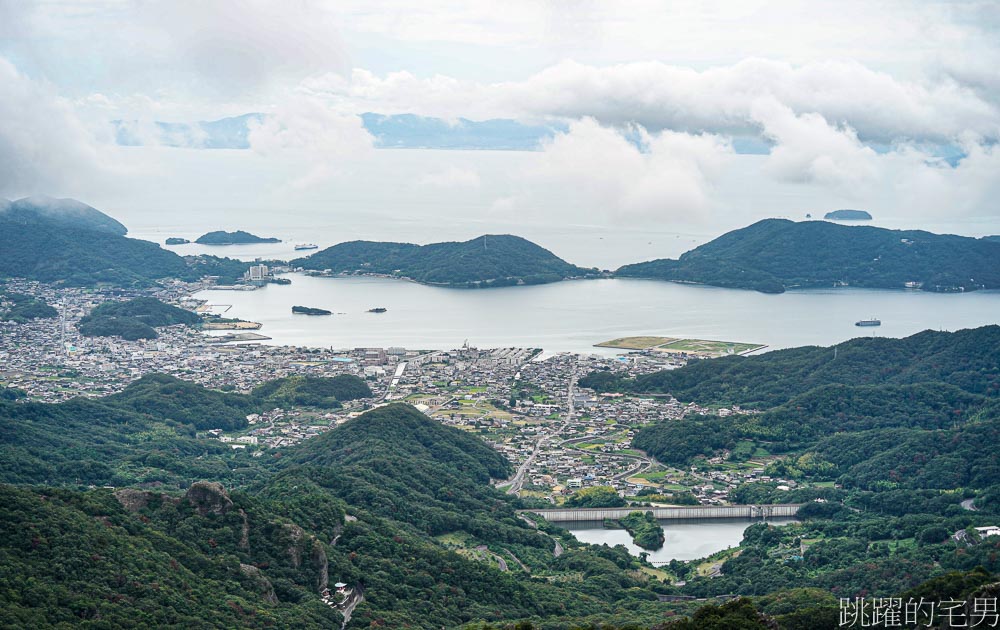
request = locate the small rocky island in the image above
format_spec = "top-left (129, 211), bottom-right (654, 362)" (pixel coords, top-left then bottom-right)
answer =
top-left (292, 305), bottom-right (331, 316)
top-left (165, 237), bottom-right (190, 245)
top-left (367, 307), bottom-right (387, 313)
top-left (195, 230), bottom-right (281, 245)
top-left (824, 209), bottom-right (872, 221)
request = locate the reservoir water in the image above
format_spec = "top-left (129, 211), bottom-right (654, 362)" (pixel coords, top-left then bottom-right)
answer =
top-left (564, 518), bottom-right (798, 562)
top-left (194, 273), bottom-right (1000, 353)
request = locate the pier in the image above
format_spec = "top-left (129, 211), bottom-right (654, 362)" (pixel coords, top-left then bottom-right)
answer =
top-left (520, 504), bottom-right (802, 522)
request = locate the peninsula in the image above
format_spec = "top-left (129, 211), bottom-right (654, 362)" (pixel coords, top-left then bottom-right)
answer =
top-left (615, 218), bottom-right (1000, 293)
top-left (195, 230), bottom-right (280, 245)
top-left (293, 234), bottom-right (598, 287)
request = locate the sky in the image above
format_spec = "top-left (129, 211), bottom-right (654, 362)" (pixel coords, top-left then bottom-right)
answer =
top-left (1, 0), bottom-right (999, 233)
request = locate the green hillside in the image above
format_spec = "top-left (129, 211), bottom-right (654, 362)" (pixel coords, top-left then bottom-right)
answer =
top-left (616, 219), bottom-right (1000, 293)
top-left (294, 234), bottom-right (597, 287)
top-left (2, 365), bottom-right (1000, 627)
top-left (0, 291), bottom-right (58, 322)
top-left (0, 392), bottom-right (671, 628)
top-left (1, 195), bottom-right (128, 235)
top-left (252, 375), bottom-right (372, 408)
top-left (78, 297), bottom-right (201, 340)
top-left (0, 198), bottom-right (255, 286)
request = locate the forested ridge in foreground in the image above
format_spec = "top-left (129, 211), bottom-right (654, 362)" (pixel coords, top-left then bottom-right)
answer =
top-left (573, 326), bottom-right (1000, 621)
top-left (3, 327), bottom-right (1000, 627)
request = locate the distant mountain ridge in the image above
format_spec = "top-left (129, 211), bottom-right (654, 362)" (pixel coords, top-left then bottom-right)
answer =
top-left (616, 218), bottom-right (1000, 293)
top-left (294, 234), bottom-right (597, 287)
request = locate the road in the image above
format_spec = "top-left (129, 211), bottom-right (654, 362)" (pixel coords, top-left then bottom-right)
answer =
top-left (962, 498), bottom-right (978, 511)
top-left (339, 584), bottom-right (364, 630)
top-left (557, 435), bottom-right (654, 481)
top-left (506, 358), bottom-right (581, 495)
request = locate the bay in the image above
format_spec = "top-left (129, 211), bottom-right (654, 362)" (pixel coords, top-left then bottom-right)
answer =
top-left (193, 274), bottom-right (1000, 353)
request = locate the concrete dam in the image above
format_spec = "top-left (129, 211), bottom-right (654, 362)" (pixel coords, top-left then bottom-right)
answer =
top-left (521, 504), bottom-right (802, 523)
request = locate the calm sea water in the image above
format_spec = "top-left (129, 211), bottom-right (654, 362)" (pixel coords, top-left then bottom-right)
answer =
top-left (192, 273), bottom-right (1000, 353)
top-left (108, 150), bottom-right (999, 353)
top-left (565, 518), bottom-right (797, 562)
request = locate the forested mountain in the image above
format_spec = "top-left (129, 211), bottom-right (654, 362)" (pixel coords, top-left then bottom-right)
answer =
top-left (294, 234), bottom-right (597, 287)
top-left (0, 198), bottom-right (253, 286)
top-left (3, 367), bottom-right (1000, 627)
top-left (582, 325), bottom-right (1000, 490)
top-left (1, 195), bottom-right (128, 235)
top-left (0, 373), bottom-right (370, 486)
top-left (582, 325), bottom-right (1000, 407)
top-left (0, 392), bottom-right (672, 628)
top-left (576, 326), bottom-right (1000, 614)
top-left (616, 219), bottom-right (1000, 293)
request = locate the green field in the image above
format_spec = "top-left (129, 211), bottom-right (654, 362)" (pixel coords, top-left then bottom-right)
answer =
top-left (655, 338), bottom-right (765, 356)
top-left (595, 335), bottom-right (765, 357)
top-left (595, 336), bottom-right (677, 349)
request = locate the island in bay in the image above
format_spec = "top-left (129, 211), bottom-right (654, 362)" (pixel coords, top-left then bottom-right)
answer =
top-left (292, 305), bottom-right (332, 316)
top-left (824, 209), bottom-right (873, 220)
top-left (195, 230), bottom-right (281, 245)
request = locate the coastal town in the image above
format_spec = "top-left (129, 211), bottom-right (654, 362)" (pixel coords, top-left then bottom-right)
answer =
top-left (1, 278), bottom-right (789, 505)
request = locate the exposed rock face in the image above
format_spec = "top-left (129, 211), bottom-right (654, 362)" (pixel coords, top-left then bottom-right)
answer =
top-left (238, 508), bottom-right (250, 551)
top-left (282, 523), bottom-right (306, 568)
top-left (113, 488), bottom-right (154, 512)
top-left (312, 539), bottom-right (329, 592)
top-left (113, 488), bottom-right (178, 513)
top-left (185, 481), bottom-right (234, 516)
top-left (240, 564), bottom-right (278, 605)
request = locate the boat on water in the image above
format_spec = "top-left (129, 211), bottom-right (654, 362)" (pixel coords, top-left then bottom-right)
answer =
top-left (294, 243), bottom-right (319, 250)
top-left (855, 318), bottom-right (881, 327)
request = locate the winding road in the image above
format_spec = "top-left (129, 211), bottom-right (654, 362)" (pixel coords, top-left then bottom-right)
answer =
top-left (506, 358), bottom-right (582, 495)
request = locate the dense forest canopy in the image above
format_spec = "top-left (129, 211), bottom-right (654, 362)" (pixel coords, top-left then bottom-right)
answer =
top-left (195, 230), bottom-right (280, 244)
top-left (616, 219), bottom-right (1000, 293)
top-left (77, 297), bottom-right (201, 340)
top-left (0, 199), bottom-right (254, 286)
top-left (294, 234), bottom-right (597, 287)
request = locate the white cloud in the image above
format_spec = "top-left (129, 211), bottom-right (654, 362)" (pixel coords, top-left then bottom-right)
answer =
top-left (416, 166), bottom-right (481, 188)
top-left (247, 96), bottom-right (375, 189)
top-left (0, 58), bottom-right (110, 197)
top-left (510, 118), bottom-right (732, 223)
top-left (2, 0), bottom-right (349, 109)
top-left (750, 99), bottom-right (879, 190)
top-left (298, 58), bottom-right (1000, 146)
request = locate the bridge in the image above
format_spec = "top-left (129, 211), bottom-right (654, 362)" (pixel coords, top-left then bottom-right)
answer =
top-left (520, 503), bottom-right (802, 522)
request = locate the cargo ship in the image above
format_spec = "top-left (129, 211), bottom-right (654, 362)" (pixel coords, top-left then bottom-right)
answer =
top-left (294, 243), bottom-right (319, 251)
top-left (855, 318), bottom-right (881, 327)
